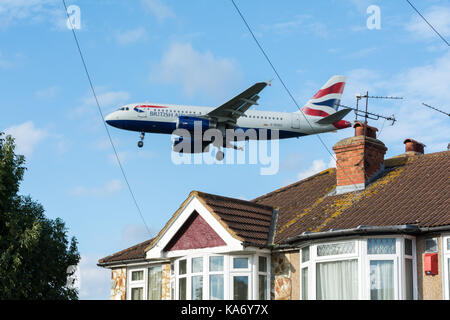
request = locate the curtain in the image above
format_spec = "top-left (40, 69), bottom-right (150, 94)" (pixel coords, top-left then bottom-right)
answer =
top-left (316, 259), bottom-right (358, 300)
top-left (192, 275), bottom-right (203, 300)
top-left (148, 266), bottom-right (162, 300)
top-left (209, 274), bottom-right (224, 300)
top-left (370, 260), bottom-right (394, 300)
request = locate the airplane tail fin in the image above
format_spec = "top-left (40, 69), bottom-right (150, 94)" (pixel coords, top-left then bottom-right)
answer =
top-left (297, 75), bottom-right (347, 119)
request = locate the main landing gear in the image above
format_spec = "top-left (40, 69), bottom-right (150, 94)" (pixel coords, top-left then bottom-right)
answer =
top-left (137, 132), bottom-right (145, 148)
top-left (216, 150), bottom-right (224, 161)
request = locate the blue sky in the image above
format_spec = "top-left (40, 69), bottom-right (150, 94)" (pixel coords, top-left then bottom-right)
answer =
top-left (1, 0), bottom-right (449, 299)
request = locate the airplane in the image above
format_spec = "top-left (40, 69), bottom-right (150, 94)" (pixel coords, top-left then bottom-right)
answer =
top-left (105, 75), bottom-right (352, 161)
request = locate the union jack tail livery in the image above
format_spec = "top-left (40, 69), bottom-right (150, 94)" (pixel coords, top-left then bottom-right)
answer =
top-left (299, 75), bottom-right (347, 119)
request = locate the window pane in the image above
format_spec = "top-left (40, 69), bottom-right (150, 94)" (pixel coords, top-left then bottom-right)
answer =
top-left (259, 275), bottom-right (267, 300)
top-left (179, 260), bottom-right (187, 275)
top-left (233, 257), bottom-right (248, 269)
top-left (131, 270), bottom-right (143, 281)
top-left (316, 259), bottom-right (358, 300)
top-left (447, 238), bottom-right (450, 251)
top-left (233, 276), bottom-right (248, 300)
top-left (192, 257), bottom-right (203, 273)
top-left (425, 238), bottom-right (438, 253)
top-left (259, 256), bottom-right (267, 272)
top-left (209, 256), bottom-right (224, 272)
top-left (405, 259), bottom-right (414, 300)
top-left (192, 275), bottom-right (203, 300)
top-left (302, 247), bottom-right (310, 262)
top-left (148, 266), bottom-right (162, 300)
top-left (209, 275), bottom-right (224, 300)
top-left (317, 242), bottom-right (355, 256)
top-left (367, 238), bottom-right (396, 255)
top-left (370, 260), bottom-right (394, 300)
top-left (301, 268), bottom-right (308, 300)
top-left (179, 278), bottom-right (186, 300)
top-left (405, 239), bottom-right (413, 256)
top-left (131, 287), bottom-right (143, 300)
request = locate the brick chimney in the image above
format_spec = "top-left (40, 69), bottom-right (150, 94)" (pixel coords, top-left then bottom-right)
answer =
top-left (332, 121), bottom-right (387, 194)
top-left (403, 138), bottom-right (425, 155)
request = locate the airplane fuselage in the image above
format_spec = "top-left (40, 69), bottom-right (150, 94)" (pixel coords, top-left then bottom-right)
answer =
top-left (105, 103), bottom-right (350, 140)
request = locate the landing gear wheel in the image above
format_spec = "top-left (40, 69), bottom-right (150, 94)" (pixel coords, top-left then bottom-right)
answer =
top-left (216, 150), bottom-right (224, 161)
top-left (138, 132), bottom-right (145, 148)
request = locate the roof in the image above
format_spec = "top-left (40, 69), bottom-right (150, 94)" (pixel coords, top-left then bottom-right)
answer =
top-left (194, 191), bottom-right (275, 246)
top-left (98, 238), bottom-right (154, 266)
top-left (99, 150), bottom-right (449, 265)
top-left (253, 151), bottom-right (450, 244)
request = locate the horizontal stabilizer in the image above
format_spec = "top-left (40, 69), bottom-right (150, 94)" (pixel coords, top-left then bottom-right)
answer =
top-left (316, 108), bottom-right (351, 125)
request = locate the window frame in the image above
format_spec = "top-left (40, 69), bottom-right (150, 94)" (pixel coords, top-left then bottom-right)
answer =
top-left (443, 234), bottom-right (450, 300)
top-left (127, 267), bottom-right (147, 300)
top-left (299, 236), bottom-right (417, 300)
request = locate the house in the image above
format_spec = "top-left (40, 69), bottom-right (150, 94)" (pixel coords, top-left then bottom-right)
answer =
top-left (98, 122), bottom-right (450, 300)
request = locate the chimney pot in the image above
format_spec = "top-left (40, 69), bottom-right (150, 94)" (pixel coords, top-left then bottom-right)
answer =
top-left (353, 121), bottom-right (378, 139)
top-left (403, 138), bottom-right (425, 154)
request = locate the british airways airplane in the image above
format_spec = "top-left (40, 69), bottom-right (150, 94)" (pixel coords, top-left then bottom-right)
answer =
top-left (105, 75), bottom-right (352, 160)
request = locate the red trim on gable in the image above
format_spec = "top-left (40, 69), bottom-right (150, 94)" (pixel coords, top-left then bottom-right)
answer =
top-left (164, 211), bottom-right (226, 251)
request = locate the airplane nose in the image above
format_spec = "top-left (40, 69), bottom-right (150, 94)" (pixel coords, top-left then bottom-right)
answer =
top-left (104, 112), bottom-right (116, 125)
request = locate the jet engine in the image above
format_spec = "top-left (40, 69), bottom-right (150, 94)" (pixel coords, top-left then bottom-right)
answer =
top-left (176, 116), bottom-right (216, 132)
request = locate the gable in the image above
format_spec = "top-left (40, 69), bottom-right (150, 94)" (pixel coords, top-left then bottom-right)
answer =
top-left (163, 211), bottom-right (226, 251)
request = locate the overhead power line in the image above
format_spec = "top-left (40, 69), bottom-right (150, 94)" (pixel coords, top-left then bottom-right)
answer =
top-left (62, 0), bottom-right (152, 236)
top-left (230, 0), bottom-right (338, 163)
top-left (406, 0), bottom-right (450, 47)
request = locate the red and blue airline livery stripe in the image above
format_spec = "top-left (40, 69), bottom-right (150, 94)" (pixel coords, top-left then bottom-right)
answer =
top-left (134, 105), bottom-right (168, 113)
top-left (311, 82), bottom-right (345, 100)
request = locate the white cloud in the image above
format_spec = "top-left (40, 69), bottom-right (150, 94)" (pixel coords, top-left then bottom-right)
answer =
top-left (69, 179), bottom-right (123, 197)
top-left (77, 254), bottom-right (110, 300)
top-left (121, 224), bottom-right (153, 248)
top-left (297, 159), bottom-right (327, 180)
top-left (4, 121), bottom-right (48, 157)
top-left (115, 27), bottom-right (146, 45)
top-left (0, 0), bottom-right (65, 29)
top-left (405, 5), bottom-right (450, 42)
top-left (344, 51), bottom-right (450, 154)
top-left (141, 0), bottom-right (175, 22)
top-left (152, 42), bottom-right (242, 99)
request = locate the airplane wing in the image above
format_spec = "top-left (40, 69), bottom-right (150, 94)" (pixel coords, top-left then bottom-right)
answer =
top-left (206, 82), bottom-right (269, 125)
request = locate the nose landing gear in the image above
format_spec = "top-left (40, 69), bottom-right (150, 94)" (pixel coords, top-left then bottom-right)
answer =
top-left (137, 132), bottom-right (145, 148)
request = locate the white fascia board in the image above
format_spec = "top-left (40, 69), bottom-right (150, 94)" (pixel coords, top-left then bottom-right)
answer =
top-left (146, 196), bottom-right (243, 259)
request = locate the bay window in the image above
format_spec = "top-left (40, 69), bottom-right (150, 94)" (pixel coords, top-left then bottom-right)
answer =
top-left (300, 237), bottom-right (417, 300)
top-left (173, 253), bottom-right (269, 300)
